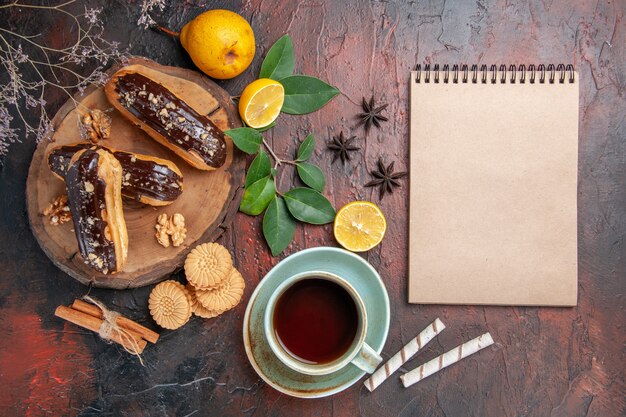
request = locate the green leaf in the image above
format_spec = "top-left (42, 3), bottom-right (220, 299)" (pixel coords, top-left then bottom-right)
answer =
top-left (283, 187), bottom-right (335, 224)
top-left (296, 133), bottom-right (315, 161)
top-left (255, 121), bottom-right (276, 132)
top-left (246, 150), bottom-right (271, 187)
top-left (263, 196), bottom-right (296, 256)
top-left (296, 162), bottom-right (325, 192)
top-left (280, 75), bottom-right (340, 115)
top-left (259, 35), bottom-right (295, 81)
top-left (225, 127), bottom-right (263, 154)
top-left (270, 168), bottom-right (278, 178)
top-left (240, 176), bottom-right (276, 215)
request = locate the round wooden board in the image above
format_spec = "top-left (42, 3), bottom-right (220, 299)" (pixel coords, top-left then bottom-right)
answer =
top-left (26, 57), bottom-right (245, 289)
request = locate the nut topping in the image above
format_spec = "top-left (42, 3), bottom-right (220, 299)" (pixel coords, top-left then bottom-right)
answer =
top-left (42, 195), bottom-right (72, 226)
top-left (84, 181), bottom-right (94, 193)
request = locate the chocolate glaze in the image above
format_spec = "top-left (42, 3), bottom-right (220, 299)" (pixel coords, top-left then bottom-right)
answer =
top-left (114, 151), bottom-right (182, 203)
top-left (49, 144), bottom-right (183, 203)
top-left (65, 149), bottom-right (118, 274)
top-left (112, 72), bottom-right (227, 168)
top-left (49, 144), bottom-right (97, 177)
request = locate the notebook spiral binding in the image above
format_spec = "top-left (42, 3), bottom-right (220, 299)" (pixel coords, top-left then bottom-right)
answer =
top-left (414, 64), bottom-right (575, 84)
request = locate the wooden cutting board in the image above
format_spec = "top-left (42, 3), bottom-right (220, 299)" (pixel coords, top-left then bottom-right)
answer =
top-left (26, 57), bottom-right (245, 289)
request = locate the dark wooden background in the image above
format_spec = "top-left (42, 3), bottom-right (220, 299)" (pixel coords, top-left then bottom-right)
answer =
top-left (0, 1), bottom-right (624, 416)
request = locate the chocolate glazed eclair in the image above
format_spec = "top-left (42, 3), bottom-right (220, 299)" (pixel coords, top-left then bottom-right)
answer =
top-left (65, 148), bottom-right (128, 274)
top-left (104, 67), bottom-right (227, 171)
top-left (48, 143), bottom-right (184, 206)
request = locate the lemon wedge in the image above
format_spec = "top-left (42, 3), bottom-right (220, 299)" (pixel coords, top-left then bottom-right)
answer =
top-left (238, 78), bottom-right (284, 128)
top-left (333, 201), bottom-right (387, 252)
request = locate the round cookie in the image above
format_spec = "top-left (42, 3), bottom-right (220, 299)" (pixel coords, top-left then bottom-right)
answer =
top-left (196, 268), bottom-right (245, 313)
top-left (186, 283), bottom-right (222, 319)
top-left (149, 280), bottom-right (192, 330)
top-left (184, 242), bottom-right (233, 289)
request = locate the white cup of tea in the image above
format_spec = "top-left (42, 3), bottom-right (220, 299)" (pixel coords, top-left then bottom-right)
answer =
top-left (264, 271), bottom-right (382, 376)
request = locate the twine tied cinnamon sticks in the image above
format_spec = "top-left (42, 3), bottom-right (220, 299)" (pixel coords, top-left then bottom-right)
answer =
top-left (55, 297), bottom-right (159, 365)
top-left (82, 296), bottom-right (145, 365)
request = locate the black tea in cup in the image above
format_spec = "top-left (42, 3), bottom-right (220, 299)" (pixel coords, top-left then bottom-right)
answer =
top-left (272, 278), bottom-right (359, 364)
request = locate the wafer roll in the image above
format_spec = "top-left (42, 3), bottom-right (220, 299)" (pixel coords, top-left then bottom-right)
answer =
top-left (401, 332), bottom-right (494, 388)
top-left (364, 318), bottom-right (445, 392)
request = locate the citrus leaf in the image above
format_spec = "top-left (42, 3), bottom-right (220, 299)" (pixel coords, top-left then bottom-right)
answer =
top-left (259, 35), bottom-right (295, 81)
top-left (296, 162), bottom-right (325, 192)
top-left (225, 127), bottom-right (263, 154)
top-left (284, 187), bottom-right (335, 224)
top-left (280, 75), bottom-right (340, 115)
top-left (296, 133), bottom-right (315, 161)
top-left (240, 176), bottom-right (276, 215)
top-left (263, 196), bottom-right (296, 256)
top-left (270, 168), bottom-right (278, 178)
top-left (246, 150), bottom-right (271, 187)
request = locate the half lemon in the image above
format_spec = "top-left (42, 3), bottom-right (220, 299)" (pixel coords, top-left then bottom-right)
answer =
top-left (238, 78), bottom-right (284, 128)
top-left (333, 201), bottom-right (387, 252)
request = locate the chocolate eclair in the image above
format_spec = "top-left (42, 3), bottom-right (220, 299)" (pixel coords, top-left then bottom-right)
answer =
top-left (48, 143), bottom-right (184, 206)
top-left (65, 148), bottom-right (128, 274)
top-left (104, 66), bottom-right (227, 171)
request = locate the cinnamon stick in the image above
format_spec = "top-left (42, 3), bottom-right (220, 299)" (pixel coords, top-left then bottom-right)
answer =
top-left (55, 305), bottom-right (147, 354)
top-left (72, 299), bottom-right (159, 344)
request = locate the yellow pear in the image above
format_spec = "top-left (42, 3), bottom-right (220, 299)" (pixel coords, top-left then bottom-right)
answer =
top-left (179, 9), bottom-right (255, 80)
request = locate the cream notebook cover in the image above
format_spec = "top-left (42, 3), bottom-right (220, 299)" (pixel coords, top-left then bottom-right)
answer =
top-left (409, 64), bottom-right (578, 306)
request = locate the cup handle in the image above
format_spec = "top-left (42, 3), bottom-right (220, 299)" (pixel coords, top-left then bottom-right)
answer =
top-left (351, 342), bottom-right (382, 374)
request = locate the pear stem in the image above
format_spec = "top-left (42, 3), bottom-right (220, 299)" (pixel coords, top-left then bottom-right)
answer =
top-left (150, 24), bottom-right (180, 38)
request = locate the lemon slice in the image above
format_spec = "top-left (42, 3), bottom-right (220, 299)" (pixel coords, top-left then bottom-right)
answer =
top-left (238, 78), bottom-right (285, 128)
top-left (333, 201), bottom-right (387, 252)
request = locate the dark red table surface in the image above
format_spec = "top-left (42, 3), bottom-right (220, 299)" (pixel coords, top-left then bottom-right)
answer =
top-left (0, 1), bottom-right (624, 416)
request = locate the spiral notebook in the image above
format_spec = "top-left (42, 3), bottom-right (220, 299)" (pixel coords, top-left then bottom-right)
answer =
top-left (409, 64), bottom-right (578, 306)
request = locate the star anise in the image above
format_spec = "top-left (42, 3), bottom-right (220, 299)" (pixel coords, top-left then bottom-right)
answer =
top-left (357, 96), bottom-right (388, 132)
top-left (365, 158), bottom-right (407, 199)
top-left (327, 131), bottom-right (360, 165)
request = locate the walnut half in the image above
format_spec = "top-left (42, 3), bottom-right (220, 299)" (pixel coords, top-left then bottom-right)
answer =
top-left (42, 195), bottom-right (72, 226)
top-left (80, 109), bottom-right (112, 143)
top-left (155, 213), bottom-right (187, 248)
